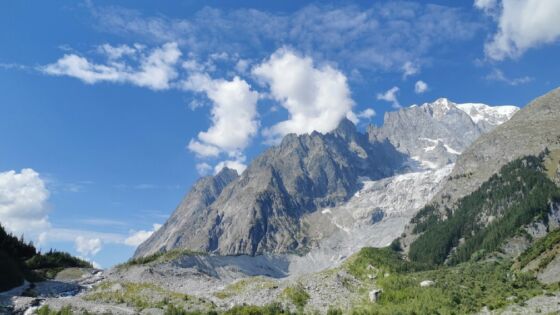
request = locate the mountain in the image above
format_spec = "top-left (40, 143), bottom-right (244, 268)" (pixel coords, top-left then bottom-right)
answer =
top-left (135, 167), bottom-right (239, 258)
top-left (369, 98), bottom-right (518, 169)
top-left (456, 102), bottom-right (519, 131)
top-left (431, 87), bottom-right (560, 208)
top-left (135, 98), bottom-right (517, 258)
top-left (402, 87), bottom-right (560, 265)
top-left (135, 119), bottom-right (406, 257)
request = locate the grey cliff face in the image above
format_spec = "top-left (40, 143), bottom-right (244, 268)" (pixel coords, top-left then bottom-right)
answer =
top-left (134, 167), bottom-right (239, 257)
top-left (135, 97), bottom-right (517, 258)
top-left (368, 98), bottom-right (487, 169)
top-left (135, 119), bottom-right (406, 257)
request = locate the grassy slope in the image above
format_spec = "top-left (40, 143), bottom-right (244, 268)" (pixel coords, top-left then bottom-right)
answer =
top-left (345, 248), bottom-right (547, 315)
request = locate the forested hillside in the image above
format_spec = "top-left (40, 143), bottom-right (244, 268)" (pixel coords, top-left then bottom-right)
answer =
top-left (408, 152), bottom-right (560, 266)
top-left (0, 225), bottom-right (92, 291)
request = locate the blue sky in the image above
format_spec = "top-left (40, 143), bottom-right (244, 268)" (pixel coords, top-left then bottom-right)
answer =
top-left (0, 0), bottom-right (559, 267)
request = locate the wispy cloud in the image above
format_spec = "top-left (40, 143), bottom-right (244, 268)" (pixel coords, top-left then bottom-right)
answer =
top-left (485, 69), bottom-right (533, 86)
top-left (40, 42), bottom-right (181, 90)
top-left (79, 218), bottom-right (129, 227)
top-left (88, 2), bottom-right (482, 73)
top-left (377, 86), bottom-right (401, 109)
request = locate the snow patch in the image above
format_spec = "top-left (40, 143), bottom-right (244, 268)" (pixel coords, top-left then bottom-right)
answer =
top-left (456, 103), bottom-right (519, 125)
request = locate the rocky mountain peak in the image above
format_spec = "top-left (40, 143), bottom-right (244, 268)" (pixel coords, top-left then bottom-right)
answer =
top-left (214, 167), bottom-right (239, 181)
top-left (422, 98), bottom-right (458, 120)
top-left (135, 95), bottom-right (521, 258)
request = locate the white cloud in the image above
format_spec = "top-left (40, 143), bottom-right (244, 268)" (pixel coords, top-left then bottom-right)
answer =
top-left (235, 59), bottom-right (250, 73)
top-left (474, 0), bottom-right (497, 12)
top-left (377, 87), bottom-right (401, 109)
top-left (124, 223), bottom-right (162, 247)
top-left (214, 159), bottom-right (246, 175)
top-left (91, 3), bottom-right (481, 73)
top-left (357, 108), bottom-right (376, 119)
top-left (485, 69), bottom-right (533, 85)
top-left (415, 80), bottom-right (429, 94)
top-left (476, 0), bottom-right (560, 60)
top-left (402, 61), bottom-right (419, 79)
top-left (183, 73), bottom-right (259, 157)
top-left (187, 140), bottom-right (220, 158)
top-left (42, 42), bottom-right (181, 90)
top-left (0, 169), bottom-right (50, 237)
top-left (98, 43), bottom-right (137, 60)
top-left (253, 47), bottom-right (354, 142)
top-left (196, 163), bottom-right (212, 176)
top-left (39, 228), bottom-right (125, 246)
top-left (75, 236), bottom-right (102, 256)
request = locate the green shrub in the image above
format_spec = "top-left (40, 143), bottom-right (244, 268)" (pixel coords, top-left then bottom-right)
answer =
top-left (352, 260), bottom-right (543, 314)
top-left (36, 305), bottom-right (74, 315)
top-left (346, 247), bottom-right (430, 280)
top-left (282, 284), bottom-right (310, 310)
top-left (224, 303), bottom-right (289, 315)
top-left (119, 249), bottom-right (206, 267)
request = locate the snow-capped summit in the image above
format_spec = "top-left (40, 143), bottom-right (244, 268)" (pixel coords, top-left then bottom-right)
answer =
top-left (421, 98), bottom-right (455, 120)
top-left (456, 103), bottom-right (519, 126)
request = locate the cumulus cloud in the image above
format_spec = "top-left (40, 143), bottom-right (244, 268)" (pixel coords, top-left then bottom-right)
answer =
top-left (41, 42), bottom-right (181, 90)
top-left (485, 68), bottom-right (533, 86)
top-left (75, 236), bottom-right (102, 256)
top-left (415, 80), bottom-right (429, 94)
top-left (476, 0), bottom-right (560, 60)
top-left (0, 169), bottom-right (50, 237)
top-left (377, 87), bottom-right (401, 109)
top-left (124, 223), bottom-right (162, 247)
top-left (183, 73), bottom-right (259, 157)
top-left (253, 47), bottom-right (354, 142)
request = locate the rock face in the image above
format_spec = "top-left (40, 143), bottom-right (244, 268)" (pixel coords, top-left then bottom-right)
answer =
top-left (135, 119), bottom-right (406, 257)
top-left (135, 168), bottom-right (239, 258)
top-left (369, 98), bottom-right (518, 169)
top-left (135, 98), bottom-right (518, 258)
top-left (432, 87), bottom-right (560, 207)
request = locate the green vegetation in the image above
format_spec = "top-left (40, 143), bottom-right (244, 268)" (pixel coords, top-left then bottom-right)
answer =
top-left (543, 148), bottom-right (560, 180)
top-left (213, 277), bottom-right (277, 299)
top-left (118, 248), bottom-right (206, 268)
top-left (0, 224), bottom-right (37, 290)
top-left (0, 224), bottom-right (91, 291)
top-left (282, 283), bottom-right (310, 311)
top-left (518, 228), bottom-right (560, 269)
top-left (346, 247), bottom-right (429, 280)
top-left (347, 247), bottom-right (545, 314)
top-left (27, 250), bottom-right (92, 279)
top-left (84, 281), bottom-right (214, 312)
top-left (223, 303), bottom-right (292, 315)
top-left (36, 306), bottom-right (75, 315)
top-left (409, 155), bottom-right (560, 266)
top-left (35, 304), bottom-right (293, 315)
